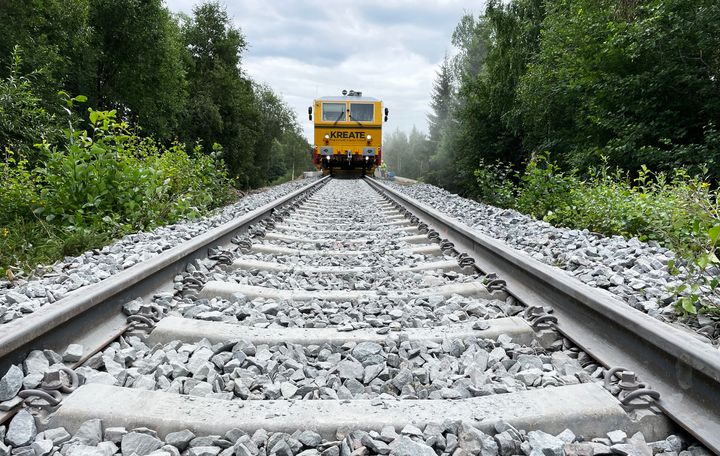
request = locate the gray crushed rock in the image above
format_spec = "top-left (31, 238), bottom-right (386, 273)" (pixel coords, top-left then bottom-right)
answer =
top-left (0, 365), bottom-right (23, 401)
top-left (71, 330), bottom-right (591, 401)
top-left (0, 178), bottom-right (319, 325)
top-left (121, 431), bottom-right (163, 456)
top-left (386, 181), bottom-right (720, 345)
top-left (0, 182), bottom-right (710, 456)
top-left (0, 416), bottom-right (707, 456)
top-left (5, 409), bottom-right (36, 447)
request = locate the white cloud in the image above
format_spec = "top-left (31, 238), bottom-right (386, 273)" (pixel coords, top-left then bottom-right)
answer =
top-left (165, 0), bottom-right (484, 141)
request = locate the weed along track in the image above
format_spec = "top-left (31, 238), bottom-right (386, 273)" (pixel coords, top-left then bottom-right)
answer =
top-left (0, 178), bottom-right (718, 456)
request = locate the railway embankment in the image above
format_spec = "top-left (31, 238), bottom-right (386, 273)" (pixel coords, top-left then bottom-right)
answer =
top-left (0, 178), bottom-right (318, 326)
top-left (386, 180), bottom-right (720, 347)
top-left (0, 178), bottom-right (716, 456)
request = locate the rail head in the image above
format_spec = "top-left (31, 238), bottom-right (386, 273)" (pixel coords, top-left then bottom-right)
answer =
top-left (0, 177), bottom-right (329, 369)
top-left (366, 177), bottom-right (720, 454)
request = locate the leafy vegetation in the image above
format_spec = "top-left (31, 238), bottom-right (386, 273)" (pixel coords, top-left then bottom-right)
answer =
top-left (0, 0), bottom-right (312, 185)
top-left (404, 0), bottom-right (720, 190)
top-left (0, 47), bottom-right (64, 161)
top-left (382, 128), bottom-right (433, 180)
top-left (379, 0), bottom-right (720, 315)
top-left (1, 103), bottom-right (234, 275)
top-left (452, 152), bottom-right (720, 314)
top-left (0, 1), bottom-right (313, 275)
top-left (511, 155), bottom-right (717, 256)
top-left (384, 0), bottom-right (720, 192)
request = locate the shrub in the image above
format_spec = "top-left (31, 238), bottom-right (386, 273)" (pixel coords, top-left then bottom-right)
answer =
top-left (0, 147), bottom-right (36, 225)
top-left (496, 153), bottom-right (720, 315)
top-left (471, 160), bottom-right (515, 208)
top-left (514, 153), bottom-right (578, 219)
top-left (0, 46), bottom-right (63, 163)
top-left (35, 109), bottom-right (233, 234)
top-left (1, 108), bottom-right (234, 275)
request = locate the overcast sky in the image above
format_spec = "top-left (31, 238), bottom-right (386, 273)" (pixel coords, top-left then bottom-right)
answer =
top-left (165, 1), bottom-right (483, 141)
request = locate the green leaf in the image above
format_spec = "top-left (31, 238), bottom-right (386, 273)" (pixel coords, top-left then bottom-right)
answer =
top-left (74, 95), bottom-right (88, 103)
top-left (681, 297), bottom-right (697, 315)
top-left (709, 225), bottom-right (720, 243)
top-left (709, 251), bottom-right (720, 264)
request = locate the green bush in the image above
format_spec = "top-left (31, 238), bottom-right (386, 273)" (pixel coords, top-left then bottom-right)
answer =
top-left (0, 47), bottom-right (64, 163)
top-left (0, 148), bottom-right (37, 225)
top-left (34, 109), bottom-right (233, 233)
top-left (514, 155), bottom-right (718, 256)
top-left (514, 153), bottom-right (578, 220)
top-left (1, 108), bottom-right (234, 275)
top-left (490, 153), bottom-right (720, 314)
top-left (471, 160), bottom-right (516, 208)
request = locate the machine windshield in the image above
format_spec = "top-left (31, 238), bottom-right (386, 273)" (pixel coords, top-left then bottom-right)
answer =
top-left (322, 103), bottom-right (346, 121)
top-left (350, 103), bottom-right (374, 122)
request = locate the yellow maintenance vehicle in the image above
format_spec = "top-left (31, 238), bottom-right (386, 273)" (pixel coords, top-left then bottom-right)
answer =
top-left (309, 90), bottom-right (388, 176)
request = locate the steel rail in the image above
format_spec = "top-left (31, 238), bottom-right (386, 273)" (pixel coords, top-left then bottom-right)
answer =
top-left (366, 177), bottom-right (720, 454)
top-left (0, 177), bottom-right (329, 373)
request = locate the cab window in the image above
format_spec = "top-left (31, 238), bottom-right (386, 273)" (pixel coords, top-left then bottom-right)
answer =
top-left (350, 103), bottom-right (374, 122)
top-left (322, 103), bottom-right (346, 121)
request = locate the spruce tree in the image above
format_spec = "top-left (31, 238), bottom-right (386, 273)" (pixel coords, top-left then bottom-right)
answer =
top-left (427, 54), bottom-right (454, 152)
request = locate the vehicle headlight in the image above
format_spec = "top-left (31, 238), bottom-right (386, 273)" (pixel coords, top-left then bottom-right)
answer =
top-left (324, 134), bottom-right (330, 140)
top-left (367, 135), bottom-right (372, 141)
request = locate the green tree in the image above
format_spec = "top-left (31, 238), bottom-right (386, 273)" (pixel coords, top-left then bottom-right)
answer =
top-left (88, 0), bottom-right (187, 141)
top-left (250, 84), bottom-right (297, 186)
top-left (179, 1), bottom-right (259, 184)
top-left (383, 129), bottom-right (409, 175)
top-left (406, 127), bottom-right (432, 179)
top-left (427, 54), bottom-right (454, 153)
top-left (0, 47), bottom-right (64, 159)
top-left (518, 0), bottom-right (720, 175)
top-left (429, 1), bottom-right (545, 193)
top-left (0, 0), bottom-right (92, 102)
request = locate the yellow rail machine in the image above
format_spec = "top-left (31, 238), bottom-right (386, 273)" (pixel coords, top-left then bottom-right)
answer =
top-left (309, 90), bottom-right (388, 176)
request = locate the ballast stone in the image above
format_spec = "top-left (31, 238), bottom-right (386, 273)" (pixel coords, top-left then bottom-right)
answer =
top-left (104, 427), bottom-right (128, 444)
top-left (336, 360), bottom-right (364, 380)
top-left (0, 177), bottom-right (318, 326)
top-left (165, 430), bottom-right (195, 451)
top-left (297, 431), bottom-right (322, 448)
top-left (6, 409), bottom-right (37, 447)
top-left (65, 445), bottom-right (106, 456)
top-left (611, 432), bottom-right (653, 456)
top-left (388, 436), bottom-right (435, 456)
top-left (459, 423), bottom-right (498, 456)
top-left (38, 427), bottom-right (72, 445)
top-left (4, 291), bottom-right (29, 304)
top-left (31, 439), bottom-right (54, 456)
top-left (23, 350), bottom-right (49, 376)
top-left (351, 342), bottom-right (383, 362)
top-left (526, 430), bottom-right (564, 456)
top-left (121, 432), bottom-right (163, 456)
top-left (386, 181), bottom-right (720, 340)
top-left (63, 344), bottom-right (85, 363)
top-left (187, 447), bottom-right (220, 456)
top-left (0, 364), bottom-right (23, 401)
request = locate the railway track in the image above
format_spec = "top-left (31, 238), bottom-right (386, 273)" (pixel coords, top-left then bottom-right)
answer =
top-left (0, 177), bottom-right (718, 456)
